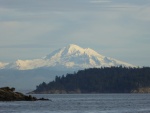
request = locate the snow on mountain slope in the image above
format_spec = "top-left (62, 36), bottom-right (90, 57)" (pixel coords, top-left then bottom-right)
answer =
top-left (5, 59), bottom-right (47, 70)
top-left (43, 44), bottom-right (134, 68)
top-left (1, 44), bottom-right (134, 70)
top-left (0, 62), bottom-right (9, 69)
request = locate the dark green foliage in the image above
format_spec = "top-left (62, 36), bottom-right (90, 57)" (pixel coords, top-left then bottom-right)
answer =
top-left (35, 67), bottom-right (150, 93)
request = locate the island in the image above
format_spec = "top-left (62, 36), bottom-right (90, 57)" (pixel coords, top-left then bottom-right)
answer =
top-left (30, 67), bottom-right (150, 94)
top-left (0, 87), bottom-right (49, 101)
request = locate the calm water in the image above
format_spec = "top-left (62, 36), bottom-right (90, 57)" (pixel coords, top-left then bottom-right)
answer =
top-left (0, 94), bottom-right (150, 113)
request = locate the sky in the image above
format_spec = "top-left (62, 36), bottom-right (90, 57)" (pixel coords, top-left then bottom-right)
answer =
top-left (0, 0), bottom-right (150, 66)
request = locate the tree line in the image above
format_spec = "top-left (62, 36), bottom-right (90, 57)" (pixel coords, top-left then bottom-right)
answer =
top-left (34, 66), bottom-right (150, 93)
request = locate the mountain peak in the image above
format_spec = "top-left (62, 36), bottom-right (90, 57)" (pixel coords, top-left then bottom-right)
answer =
top-left (67, 44), bottom-right (80, 48)
top-left (64, 44), bottom-right (100, 56)
top-left (65, 44), bottom-right (84, 54)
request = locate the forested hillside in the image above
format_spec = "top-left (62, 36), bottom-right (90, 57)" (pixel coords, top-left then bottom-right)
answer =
top-left (33, 67), bottom-right (150, 93)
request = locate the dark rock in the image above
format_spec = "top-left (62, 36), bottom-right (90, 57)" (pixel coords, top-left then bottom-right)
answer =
top-left (0, 87), bottom-right (49, 101)
top-left (38, 97), bottom-right (50, 101)
top-left (10, 87), bottom-right (15, 92)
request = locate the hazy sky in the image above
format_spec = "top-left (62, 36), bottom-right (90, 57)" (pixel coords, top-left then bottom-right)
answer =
top-left (0, 0), bottom-right (150, 66)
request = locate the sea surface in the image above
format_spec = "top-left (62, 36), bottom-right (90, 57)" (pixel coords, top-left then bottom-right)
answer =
top-left (0, 94), bottom-right (150, 113)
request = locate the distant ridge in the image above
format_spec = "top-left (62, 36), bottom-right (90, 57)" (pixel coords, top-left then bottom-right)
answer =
top-left (0, 44), bottom-right (134, 70)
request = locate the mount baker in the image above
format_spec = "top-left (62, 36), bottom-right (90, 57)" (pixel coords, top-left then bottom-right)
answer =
top-left (0, 44), bottom-right (135, 89)
top-left (0, 44), bottom-right (134, 70)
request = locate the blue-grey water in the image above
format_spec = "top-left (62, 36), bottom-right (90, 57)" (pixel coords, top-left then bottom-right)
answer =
top-left (0, 94), bottom-right (150, 113)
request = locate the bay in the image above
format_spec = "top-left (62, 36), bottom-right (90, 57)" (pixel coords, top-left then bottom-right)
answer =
top-left (0, 94), bottom-right (150, 113)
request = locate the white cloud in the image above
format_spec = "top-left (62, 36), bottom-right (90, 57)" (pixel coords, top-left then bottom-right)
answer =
top-left (0, 7), bottom-right (16, 14)
top-left (0, 20), bottom-right (61, 46)
top-left (90, 0), bottom-right (111, 3)
top-left (136, 6), bottom-right (150, 21)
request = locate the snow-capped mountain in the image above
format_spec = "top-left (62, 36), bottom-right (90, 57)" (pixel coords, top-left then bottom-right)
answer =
top-left (0, 44), bottom-right (135, 89)
top-left (0, 44), bottom-right (134, 70)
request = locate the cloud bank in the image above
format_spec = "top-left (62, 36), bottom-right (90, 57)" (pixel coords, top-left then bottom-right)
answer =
top-left (0, 0), bottom-right (150, 66)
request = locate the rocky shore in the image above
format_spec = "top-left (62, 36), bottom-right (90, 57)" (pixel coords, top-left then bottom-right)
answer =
top-left (132, 87), bottom-right (150, 93)
top-left (0, 87), bottom-right (49, 101)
